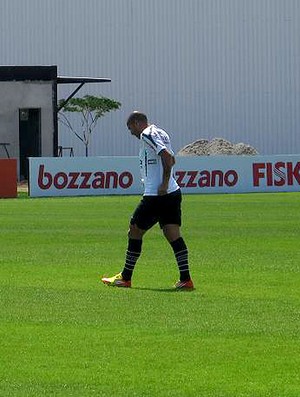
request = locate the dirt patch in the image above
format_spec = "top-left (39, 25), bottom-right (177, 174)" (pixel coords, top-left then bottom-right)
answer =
top-left (177, 138), bottom-right (258, 156)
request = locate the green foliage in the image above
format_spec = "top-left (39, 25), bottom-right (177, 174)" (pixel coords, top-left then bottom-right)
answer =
top-left (1, 193), bottom-right (300, 396)
top-left (58, 95), bottom-right (121, 118)
top-left (58, 95), bottom-right (121, 156)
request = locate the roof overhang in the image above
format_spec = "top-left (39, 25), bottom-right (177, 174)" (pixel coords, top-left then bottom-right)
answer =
top-left (0, 65), bottom-right (113, 116)
top-left (57, 76), bottom-right (111, 84)
top-left (57, 76), bottom-right (112, 112)
top-left (0, 66), bottom-right (111, 85)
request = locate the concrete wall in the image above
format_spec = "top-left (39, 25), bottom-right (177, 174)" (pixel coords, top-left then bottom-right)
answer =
top-left (0, 81), bottom-right (54, 173)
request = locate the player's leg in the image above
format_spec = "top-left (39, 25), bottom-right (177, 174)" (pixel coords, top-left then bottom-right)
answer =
top-left (101, 223), bottom-right (147, 287)
top-left (120, 223), bottom-right (146, 281)
top-left (159, 190), bottom-right (194, 289)
top-left (101, 196), bottom-right (158, 287)
top-left (120, 196), bottom-right (159, 282)
top-left (163, 224), bottom-right (192, 285)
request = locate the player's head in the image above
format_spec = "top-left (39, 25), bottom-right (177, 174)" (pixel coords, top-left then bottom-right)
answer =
top-left (127, 111), bottom-right (148, 138)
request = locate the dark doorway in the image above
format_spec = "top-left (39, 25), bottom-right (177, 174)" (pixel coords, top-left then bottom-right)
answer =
top-left (19, 108), bottom-right (41, 180)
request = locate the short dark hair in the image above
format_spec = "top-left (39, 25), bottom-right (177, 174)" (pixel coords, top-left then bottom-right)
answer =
top-left (127, 111), bottom-right (148, 126)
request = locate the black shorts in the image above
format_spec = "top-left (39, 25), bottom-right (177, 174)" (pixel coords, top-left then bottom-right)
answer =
top-left (130, 189), bottom-right (182, 230)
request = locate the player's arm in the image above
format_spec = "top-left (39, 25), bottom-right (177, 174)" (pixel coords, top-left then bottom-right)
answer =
top-left (158, 149), bottom-right (175, 196)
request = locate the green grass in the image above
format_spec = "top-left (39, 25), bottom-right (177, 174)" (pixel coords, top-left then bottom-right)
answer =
top-left (0, 193), bottom-right (300, 396)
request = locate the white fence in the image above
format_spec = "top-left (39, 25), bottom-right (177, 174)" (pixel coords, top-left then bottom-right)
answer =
top-left (29, 155), bottom-right (300, 197)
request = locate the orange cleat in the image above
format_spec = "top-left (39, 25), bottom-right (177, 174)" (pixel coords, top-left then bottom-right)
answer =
top-left (174, 279), bottom-right (194, 290)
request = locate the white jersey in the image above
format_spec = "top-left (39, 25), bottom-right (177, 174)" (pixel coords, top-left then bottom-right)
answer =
top-left (139, 124), bottom-right (179, 196)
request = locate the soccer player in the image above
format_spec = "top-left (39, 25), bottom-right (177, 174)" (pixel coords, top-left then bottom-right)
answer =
top-left (101, 111), bottom-right (194, 290)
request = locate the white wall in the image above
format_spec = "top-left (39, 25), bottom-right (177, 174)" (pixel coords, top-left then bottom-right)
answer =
top-left (1, 0), bottom-right (300, 156)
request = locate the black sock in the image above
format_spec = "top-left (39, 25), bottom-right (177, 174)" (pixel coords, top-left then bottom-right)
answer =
top-left (121, 238), bottom-right (142, 281)
top-left (170, 237), bottom-right (191, 282)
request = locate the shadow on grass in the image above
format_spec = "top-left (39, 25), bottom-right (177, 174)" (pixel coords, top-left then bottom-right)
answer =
top-left (132, 287), bottom-right (195, 293)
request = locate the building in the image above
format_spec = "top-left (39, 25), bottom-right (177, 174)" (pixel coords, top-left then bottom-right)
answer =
top-left (0, 0), bottom-right (299, 158)
top-left (0, 65), bottom-right (111, 179)
top-left (0, 66), bottom-right (57, 179)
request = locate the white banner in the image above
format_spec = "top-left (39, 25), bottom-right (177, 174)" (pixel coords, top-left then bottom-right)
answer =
top-left (29, 155), bottom-right (300, 197)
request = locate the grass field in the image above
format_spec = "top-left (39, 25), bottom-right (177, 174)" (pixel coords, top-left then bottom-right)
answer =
top-left (0, 192), bottom-right (300, 396)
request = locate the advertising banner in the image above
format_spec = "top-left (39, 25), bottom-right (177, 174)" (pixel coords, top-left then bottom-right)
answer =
top-left (29, 157), bottom-right (141, 197)
top-left (29, 155), bottom-right (300, 197)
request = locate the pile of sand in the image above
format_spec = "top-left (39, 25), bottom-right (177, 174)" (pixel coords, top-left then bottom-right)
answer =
top-left (177, 138), bottom-right (258, 156)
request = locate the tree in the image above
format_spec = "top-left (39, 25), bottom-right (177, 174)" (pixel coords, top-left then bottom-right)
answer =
top-left (58, 95), bottom-right (121, 157)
